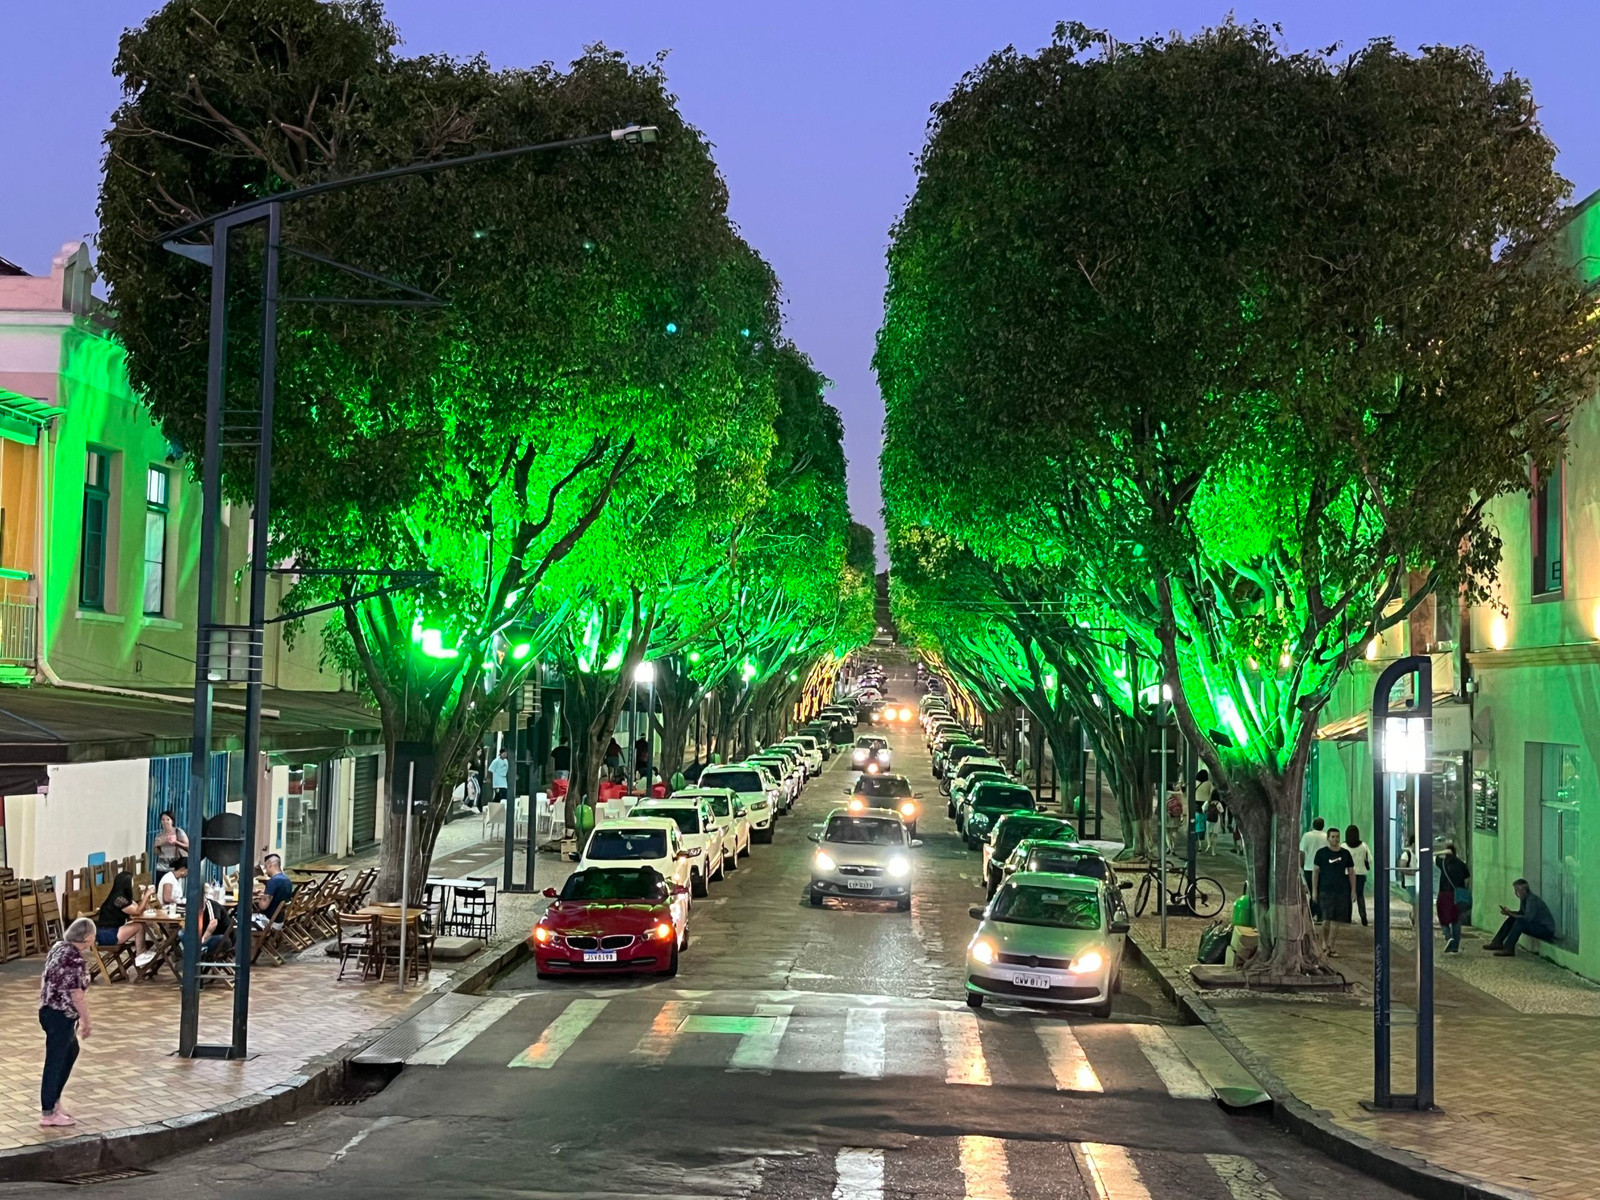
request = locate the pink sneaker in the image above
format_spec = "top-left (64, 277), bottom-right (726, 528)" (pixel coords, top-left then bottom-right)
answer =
top-left (40, 1112), bottom-right (76, 1128)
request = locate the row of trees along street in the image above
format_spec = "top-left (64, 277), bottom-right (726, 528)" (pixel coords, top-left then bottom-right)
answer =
top-left (95, 0), bottom-right (874, 903)
top-left (879, 22), bottom-right (1599, 976)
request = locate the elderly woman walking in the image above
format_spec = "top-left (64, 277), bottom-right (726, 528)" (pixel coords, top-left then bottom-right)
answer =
top-left (39, 918), bottom-right (95, 1127)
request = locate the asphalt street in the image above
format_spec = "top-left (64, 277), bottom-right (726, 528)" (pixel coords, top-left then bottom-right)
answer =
top-left (5, 672), bottom-right (1412, 1199)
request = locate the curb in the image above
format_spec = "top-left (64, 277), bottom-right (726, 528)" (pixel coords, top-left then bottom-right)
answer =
top-left (0, 935), bottom-right (532, 1183)
top-left (1126, 933), bottom-right (1535, 1200)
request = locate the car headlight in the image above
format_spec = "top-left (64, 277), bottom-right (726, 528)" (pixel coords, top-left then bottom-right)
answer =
top-left (899, 708), bottom-right (912, 721)
top-left (651, 922), bottom-right (675, 941)
top-left (814, 850), bottom-right (837, 871)
top-left (848, 798), bottom-right (865, 813)
top-left (899, 801), bottom-right (916, 817)
top-left (853, 749), bottom-right (868, 762)
top-left (887, 856), bottom-right (910, 878)
top-left (533, 925), bottom-right (558, 946)
top-left (969, 812), bottom-right (990, 829)
top-left (1069, 949), bottom-right (1104, 974)
top-left (970, 938), bottom-right (996, 965)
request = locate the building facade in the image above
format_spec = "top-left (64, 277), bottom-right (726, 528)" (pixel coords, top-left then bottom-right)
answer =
top-left (0, 242), bottom-right (383, 883)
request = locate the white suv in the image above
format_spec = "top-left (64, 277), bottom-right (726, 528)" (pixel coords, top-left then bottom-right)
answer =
top-left (699, 764), bottom-right (783, 843)
top-left (780, 735), bottom-right (824, 778)
top-left (675, 786), bottom-right (750, 865)
top-left (629, 799), bottom-right (727, 897)
top-left (579, 818), bottom-right (693, 930)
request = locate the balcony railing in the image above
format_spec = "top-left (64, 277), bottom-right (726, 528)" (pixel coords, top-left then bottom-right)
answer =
top-left (0, 597), bottom-right (37, 664)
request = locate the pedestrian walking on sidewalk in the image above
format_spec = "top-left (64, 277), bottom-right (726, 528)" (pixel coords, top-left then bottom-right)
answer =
top-left (1300, 818), bottom-right (1329, 920)
top-left (1344, 825), bottom-right (1372, 926)
top-left (1313, 828), bottom-right (1355, 956)
top-left (38, 918), bottom-right (94, 1128)
top-left (1437, 842), bottom-right (1471, 953)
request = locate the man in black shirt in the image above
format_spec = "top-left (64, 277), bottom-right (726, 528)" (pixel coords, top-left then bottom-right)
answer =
top-left (551, 739), bottom-right (572, 781)
top-left (1312, 828), bottom-right (1355, 958)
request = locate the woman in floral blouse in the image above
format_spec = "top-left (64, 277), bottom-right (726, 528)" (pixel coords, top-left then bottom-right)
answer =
top-left (38, 918), bottom-right (95, 1128)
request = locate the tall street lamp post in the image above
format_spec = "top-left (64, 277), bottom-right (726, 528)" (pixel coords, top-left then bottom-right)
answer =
top-left (160, 123), bottom-right (660, 1060)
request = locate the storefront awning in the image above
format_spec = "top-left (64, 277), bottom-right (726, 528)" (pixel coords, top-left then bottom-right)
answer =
top-left (1314, 691), bottom-right (1462, 744)
top-left (0, 684), bottom-right (381, 768)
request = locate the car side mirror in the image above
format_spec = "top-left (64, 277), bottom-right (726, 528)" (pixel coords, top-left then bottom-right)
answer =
top-left (808, 832), bottom-right (820, 843)
top-left (1109, 919), bottom-right (1131, 935)
top-left (542, 887), bottom-right (559, 898)
top-left (911, 839), bottom-right (924, 849)
top-left (968, 905), bottom-right (987, 920)
top-left (912, 793), bottom-right (922, 800)
top-left (1119, 880), bottom-right (1134, 890)
top-left (842, 788), bottom-right (851, 795)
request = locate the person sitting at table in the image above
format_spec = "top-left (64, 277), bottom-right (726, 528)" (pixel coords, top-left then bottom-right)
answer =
top-left (95, 870), bottom-right (154, 970)
top-left (252, 853), bottom-right (294, 930)
top-left (181, 892), bottom-right (234, 961)
top-left (157, 856), bottom-right (189, 909)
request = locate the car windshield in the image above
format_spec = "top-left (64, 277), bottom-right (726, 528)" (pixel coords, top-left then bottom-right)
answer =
top-left (957, 761), bottom-right (1000, 780)
top-left (972, 785), bottom-right (1037, 813)
top-left (854, 775), bottom-right (913, 798)
top-left (632, 808), bottom-right (699, 835)
top-left (586, 829), bottom-right (668, 860)
top-left (990, 884), bottom-right (1101, 929)
top-left (560, 867), bottom-right (668, 902)
top-left (962, 771), bottom-right (1008, 790)
top-left (1031, 853), bottom-right (1107, 879)
top-left (824, 816), bottom-right (906, 845)
top-left (702, 770), bottom-right (762, 793)
top-left (995, 818), bottom-right (1070, 857)
top-left (705, 796), bottom-right (732, 817)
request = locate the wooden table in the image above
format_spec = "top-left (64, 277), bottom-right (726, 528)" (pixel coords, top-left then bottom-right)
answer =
top-left (134, 910), bottom-right (187, 980)
top-left (351, 906), bottom-right (426, 982)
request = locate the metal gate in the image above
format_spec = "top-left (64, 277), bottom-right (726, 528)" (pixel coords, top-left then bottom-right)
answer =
top-left (147, 753), bottom-right (228, 882)
top-left (351, 755), bottom-right (379, 851)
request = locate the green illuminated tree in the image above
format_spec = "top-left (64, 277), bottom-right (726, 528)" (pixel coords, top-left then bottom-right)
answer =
top-left (98, 0), bottom-right (782, 897)
top-left (879, 21), bottom-right (1596, 972)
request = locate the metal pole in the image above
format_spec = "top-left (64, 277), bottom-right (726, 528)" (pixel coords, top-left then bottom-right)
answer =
top-left (1371, 708), bottom-right (1392, 1108)
top-left (1186, 737), bottom-right (1198, 891)
top-left (503, 686), bottom-right (519, 889)
top-left (399, 761), bottom-right (414, 990)
top-left (178, 218), bottom-right (229, 1059)
top-left (1416, 760), bottom-right (1435, 1109)
top-left (1159, 711), bottom-right (1169, 950)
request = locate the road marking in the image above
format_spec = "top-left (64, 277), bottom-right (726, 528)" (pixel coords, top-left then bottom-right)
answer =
top-left (508, 998), bottom-right (608, 1068)
top-left (842, 1007), bottom-right (886, 1078)
top-left (631, 999), bottom-right (700, 1067)
top-left (329, 1116), bottom-right (402, 1164)
top-left (938, 1010), bottom-right (992, 1086)
top-left (958, 1135), bottom-right (1010, 1199)
top-left (832, 1147), bottom-right (884, 1200)
top-left (1032, 1021), bottom-right (1101, 1092)
top-left (1074, 1142), bottom-right (1151, 1200)
top-left (728, 1002), bottom-right (793, 1073)
top-left (408, 996), bottom-right (524, 1066)
top-left (1128, 1024), bottom-right (1212, 1099)
top-left (1206, 1154), bottom-right (1286, 1200)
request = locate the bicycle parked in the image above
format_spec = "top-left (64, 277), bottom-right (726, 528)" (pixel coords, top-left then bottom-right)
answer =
top-left (1132, 863), bottom-right (1226, 918)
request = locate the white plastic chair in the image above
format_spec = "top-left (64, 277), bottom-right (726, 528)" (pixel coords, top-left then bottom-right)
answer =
top-left (481, 799), bottom-right (506, 839)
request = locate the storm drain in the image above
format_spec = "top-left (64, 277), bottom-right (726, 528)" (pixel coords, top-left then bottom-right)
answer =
top-left (55, 1167), bottom-right (155, 1186)
top-left (328, 1091), bottom-right (381, 1107)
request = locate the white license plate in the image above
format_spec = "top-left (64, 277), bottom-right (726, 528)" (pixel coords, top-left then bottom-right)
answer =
top-left (1012, 973), bottom-right (1052, 989)
top-left (845, 879), bottom-right (877, 890)
top-left (583, 951), bottom-right (618, 963)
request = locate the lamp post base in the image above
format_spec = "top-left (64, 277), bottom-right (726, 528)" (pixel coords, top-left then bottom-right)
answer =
top-left (1360, 1097), bottom-right (1443, 1114)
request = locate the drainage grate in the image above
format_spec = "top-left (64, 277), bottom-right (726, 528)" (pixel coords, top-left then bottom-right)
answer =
top-left (56, 1168), bottom-right (155, 1186)
top-left (328, 1091), bottom-right (381, 1107)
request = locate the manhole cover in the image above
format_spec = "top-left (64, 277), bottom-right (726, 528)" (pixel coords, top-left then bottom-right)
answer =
top-left (56, 1168), bottom-right (155, 1186)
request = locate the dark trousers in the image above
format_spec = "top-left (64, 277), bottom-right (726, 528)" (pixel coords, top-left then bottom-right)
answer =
top-left (1354, 875), bottom-right (1369, 926)
top-left (1491, 916), bottom-right (1554, 951)
top-left (1304, 871), bottom-right (1320, 919)
top-left (38, 1007), bottom-right (79, 1113)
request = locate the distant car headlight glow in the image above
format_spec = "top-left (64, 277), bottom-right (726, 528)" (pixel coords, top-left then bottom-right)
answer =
top-left (899, 801), bottom-right (916, 817)
top-left (1069, 949), bottom-right (1104, 974)
top-left (848, 798), bottom-right (865, 812)
top-left (899, 708), bottom-right (912, 721)
top-left (814, 850), bottom-right (837, 871)
top-left (887, 856), bottom-right (910, 877)
top-left (970, 938), bottom-right (996, 965)
top-left (853, 749), bottom-right (868, 763)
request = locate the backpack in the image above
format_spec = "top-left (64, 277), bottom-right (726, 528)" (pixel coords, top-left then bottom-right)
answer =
top-left (1166, 794), bottom-right (1184, 819)
top-left (1206, 799), bottom-right (1224, 822)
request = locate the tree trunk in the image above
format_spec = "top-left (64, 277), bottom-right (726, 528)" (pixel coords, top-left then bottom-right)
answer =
top-left (375, 752), bottom-right (466, 905)
top-left (1233, 765), bottom-right (1325, 977)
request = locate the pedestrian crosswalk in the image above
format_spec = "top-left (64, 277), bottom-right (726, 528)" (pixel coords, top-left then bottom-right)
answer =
top-left (419, 987), bottom-right (1256, 1104)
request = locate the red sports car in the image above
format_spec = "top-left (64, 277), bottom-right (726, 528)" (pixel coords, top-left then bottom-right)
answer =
top-left (530, 866), bottom-right (686, 978)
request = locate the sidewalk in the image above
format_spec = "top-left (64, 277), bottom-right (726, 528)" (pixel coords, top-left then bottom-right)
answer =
top-left (0, 829), bottom-right (567, 1181)
top-left (1130, 845), bottom-right (1600, 1200)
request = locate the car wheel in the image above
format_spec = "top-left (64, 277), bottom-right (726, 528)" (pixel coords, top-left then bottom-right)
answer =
top-left (1090, 997), bottom-right (1113, 1019)
top-left (740, 840), bottom-right (751, 858)
top-left (661, 946), bottom-right (679, 977)
top-left (1112, 970), bottom-right (1122, 995)
top-left (896, 897), bottom-right (911, 912)
top-left (680, 923), bottom-right (690, 951)
top-left (755, 826), bottom-right (774, 844)
top-left (907, 822), bottom-right (917, 839)
top-left (947, 802), bottom-right (956, 818)
top-left (725, 851), bottom-right (738, 872)
top-left (965, 991), bottom-right (983, 1009)
top-left (809, 889), bottom-right (826, 908)
top-left (692, 871), bottom-right (709, 899)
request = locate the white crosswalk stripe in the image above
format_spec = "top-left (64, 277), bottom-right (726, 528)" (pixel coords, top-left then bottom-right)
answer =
top-left (409, 996), bottom-right (524, 1066)
top-left (957, 1135), bottom-right (1010, 1199)
top-left (1032, 1020), bottom-right (1102, 1092)
top-left (1074, 1142), bottom-right (1152, 1199)
top-left (1206, 1153), bottom-right (1286, 1199)
top-left (508, 997), bottom-right (608, 1069)
top-left (938, 1010), bottom-right (992, 1086)
top-left (832, 1147), bottom-right (884, 1200)
top-left (1127, 1024), bottom-right (1212, 1099)
top-left (841, 1007), bottom-right (886, 1078)
top-left (631, 999), bottom-right (700, 1067)
top-left (727, 1002), bottom-right (793, 1073)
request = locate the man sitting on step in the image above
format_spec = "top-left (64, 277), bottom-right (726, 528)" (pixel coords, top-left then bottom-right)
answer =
top-left (1484, 879), bottom-right (1555, 957)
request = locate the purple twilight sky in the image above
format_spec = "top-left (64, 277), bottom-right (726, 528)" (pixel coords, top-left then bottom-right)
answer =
top-left (3, 2), bottom-right (1598, 560)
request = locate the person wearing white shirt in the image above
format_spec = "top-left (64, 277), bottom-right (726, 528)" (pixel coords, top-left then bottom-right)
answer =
top-left (489, 747), bottom-right (510, 806)
top-left (1299, 819), bottom-right (1329, 919)
top-left (157, 857), bottom-right (190, 910)
top-left (1344, 825), bottom-right (1374, 926)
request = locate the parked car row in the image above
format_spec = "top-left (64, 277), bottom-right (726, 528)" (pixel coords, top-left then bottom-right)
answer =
top-left (918, 678), bottom-right (1131, 1018)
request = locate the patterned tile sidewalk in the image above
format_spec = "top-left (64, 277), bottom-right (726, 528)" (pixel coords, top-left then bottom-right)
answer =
top-left (1133, 849), bottom-right (1600, 1200)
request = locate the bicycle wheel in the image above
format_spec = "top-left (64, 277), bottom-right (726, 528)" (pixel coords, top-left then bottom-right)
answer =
top-left (1186, 876), bottom-right (1226, 918)
top-left (1134, 871), bottom-right (1154, 917)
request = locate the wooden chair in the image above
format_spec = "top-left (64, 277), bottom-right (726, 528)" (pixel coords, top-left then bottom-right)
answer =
top-left (0, 879), bottom-right (16, 963)
top-left (337, 868), bottom-right (377, 914)
top-left (32, 878), bottom-right (64, 949)
top-left (335, 913), bottom-right (375, 981)
top-left (87, 937), bottom-right (136, 984)
top-left (370, 913), bottom-right (431, 984)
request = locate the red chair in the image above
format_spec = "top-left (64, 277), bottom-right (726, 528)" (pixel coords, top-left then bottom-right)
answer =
top-left (598, 780), bottom-right (626, 802)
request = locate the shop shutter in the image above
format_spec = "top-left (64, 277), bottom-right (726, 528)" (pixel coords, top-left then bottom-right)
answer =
top-left (351, 755), bottom-right (379, 851)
